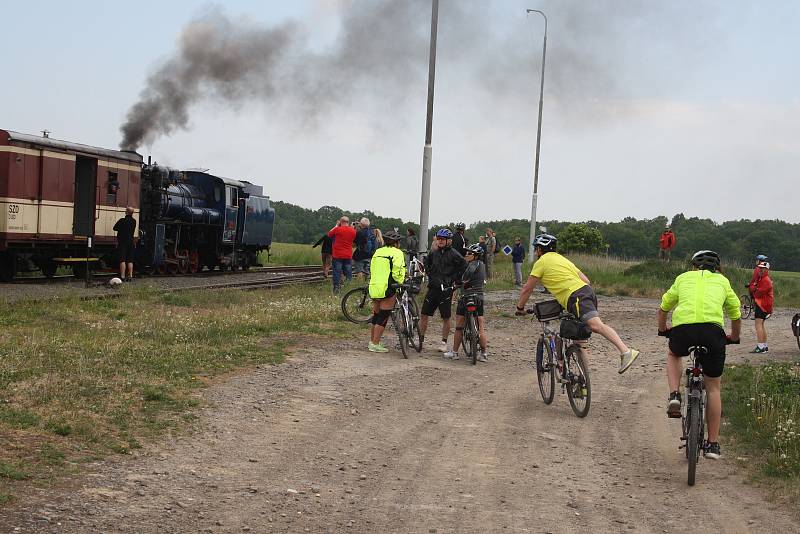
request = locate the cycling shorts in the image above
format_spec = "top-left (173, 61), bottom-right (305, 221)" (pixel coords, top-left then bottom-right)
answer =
top-left (456, 295), bottom-right (484, 317)
top-left (668, 323), bottom-right (727, 378)
top-left (754, 304), bottom-right (771, 320)
top-left (566, 285), bottom-right (599, 321)
top-left (422, 286), bottom-right (453, 319)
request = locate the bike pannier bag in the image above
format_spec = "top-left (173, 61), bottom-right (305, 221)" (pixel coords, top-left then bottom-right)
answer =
top-left (534, 299), bottom-right (562, 321)
top-left (792, 313), bottom-right (800, 337)
top-left (560, 317), bottom-right (592, 340)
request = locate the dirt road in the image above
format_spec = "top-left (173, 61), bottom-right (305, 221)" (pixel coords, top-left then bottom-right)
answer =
top-left (3, 292), bottom-right (799, 533)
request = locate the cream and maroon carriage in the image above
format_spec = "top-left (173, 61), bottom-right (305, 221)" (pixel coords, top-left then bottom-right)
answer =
top-left (0, 129), bottom-right (142, 280)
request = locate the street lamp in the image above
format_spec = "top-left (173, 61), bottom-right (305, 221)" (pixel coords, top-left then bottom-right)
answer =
top-left (418, 0), bottom-right (439, 254)
top-left (526, 8), bottom-right (547, 262)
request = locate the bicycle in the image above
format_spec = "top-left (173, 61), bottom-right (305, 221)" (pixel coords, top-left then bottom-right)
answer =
top-left (391, 282), bottom-right (423, 358)
top-left (457, 290), bottom-right (481, 365)
top-left (739, 290), bottom-right (754, 320)
top-left (659, 330), bottom-right (738, 485)
top-left (342, 257), bottom-right (425, 324)
top-left (528, 299), bottom-right (592, 418)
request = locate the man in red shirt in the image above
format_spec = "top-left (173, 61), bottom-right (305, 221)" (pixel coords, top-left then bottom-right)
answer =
top-left (659, 225), bottom-right (676, 261)
top-left (328, 216), bottom-right (357, 293)
top-left (748, 259), bottom-right (774, 353)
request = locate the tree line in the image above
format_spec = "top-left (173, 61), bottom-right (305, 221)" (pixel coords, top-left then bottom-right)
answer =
top-left (272, 201), bottom-right (800, 271)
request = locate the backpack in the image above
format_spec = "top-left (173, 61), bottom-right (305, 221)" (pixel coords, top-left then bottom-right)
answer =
top-left (365, 228), bottom-right (377, 255)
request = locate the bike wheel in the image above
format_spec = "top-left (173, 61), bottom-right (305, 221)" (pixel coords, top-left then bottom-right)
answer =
top-left (796, 332), bottom-right (800, 352)
top-left (468, 312), bottom-right (479, 365)
top-left (394, 310), bottom-right (409, 359)
top-left (408, 298), bottom-right (423, 353)
top-left (565, 345), bottom-right (591, 418)
top-left (687, 398), bottom-right (701, 486)
top-left (341, 287), bottom-right (372, 324)
top-left (535, 338), bottom-right (555, 405)
top-left (739, 294), bottom-right (752, 320)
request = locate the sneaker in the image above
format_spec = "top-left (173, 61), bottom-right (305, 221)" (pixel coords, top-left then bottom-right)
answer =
top-left (443, 350), bottom-right (459, 360)
top-left (438, 341), bottom-right (448, 353)
top-left (704, 441), bottom-right (721, 460)
top-left (666, 391), bottom-right (681, 418)
top-left (749, 346), bottom-right (769, 354)
top-left (477, 352), bottom-right (489, 363)
top-left (368, 342), bottom-right (389, 353)
top-left (618, 349), bottom-right (641, 374)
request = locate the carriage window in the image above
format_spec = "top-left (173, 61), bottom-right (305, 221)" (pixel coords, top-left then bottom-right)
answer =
top-left (214, 186), bottom-right (221, 202)
top-left (107, 171), bottom-right (119, 204)
top-left (226, 186), bottom-right (238, 207)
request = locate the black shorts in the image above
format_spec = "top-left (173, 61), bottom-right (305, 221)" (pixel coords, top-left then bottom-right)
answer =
top-left (456, 295), bottom-right (484, 317)
top-left (566, 285), bottom-right (598, 321)
top-left (668, 323), bottom-right (727, 378)
top-left (117, 242), bottom-right (134, 263)
top-left (754, 304), bottom-right (771, 320)
top-left (422, 286), bottom-right (453, 319)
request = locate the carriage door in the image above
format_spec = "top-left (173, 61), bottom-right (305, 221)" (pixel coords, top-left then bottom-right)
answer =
top-left (73, 156), bottom-right (97, 237)
top-left (223, 186), bottom-right (238, 242)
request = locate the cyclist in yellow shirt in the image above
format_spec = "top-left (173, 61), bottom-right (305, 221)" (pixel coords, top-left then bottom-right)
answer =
top-left (515, 234), bottom-right (641, 373)
top-left (658, 250), bottom-right (741, 459)
top-left (367, 230), bottom-right (407, 353)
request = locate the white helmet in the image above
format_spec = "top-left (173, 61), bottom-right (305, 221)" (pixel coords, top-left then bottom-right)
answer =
top-left (108, 277), bottom-right (123, 287)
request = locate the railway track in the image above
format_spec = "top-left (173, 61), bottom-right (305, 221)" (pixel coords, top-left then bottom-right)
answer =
top-left (7, 264), bottom-right (321, 284)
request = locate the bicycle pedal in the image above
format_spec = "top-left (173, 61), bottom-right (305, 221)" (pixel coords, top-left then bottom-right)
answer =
top-left (667, 413), bottom-right (682, 419)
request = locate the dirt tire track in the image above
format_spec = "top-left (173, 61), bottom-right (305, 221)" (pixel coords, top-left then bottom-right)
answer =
top-left (2, 292), bottom-right (798, 533)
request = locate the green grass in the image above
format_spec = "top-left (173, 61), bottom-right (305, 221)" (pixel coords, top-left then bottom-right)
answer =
top-left (0, 281), bottom-right (359, 504)
top-left (260, 242), bottom-right (321, 266)
top-left (723, 363), bottom-right (800, 501)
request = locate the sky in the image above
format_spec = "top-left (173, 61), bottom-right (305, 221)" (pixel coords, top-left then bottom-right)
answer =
top-left (3, 0), bottom-right (799, 226)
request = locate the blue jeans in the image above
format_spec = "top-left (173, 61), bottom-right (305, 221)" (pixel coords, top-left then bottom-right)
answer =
top-left (332, 258), bottom-right (352, 291)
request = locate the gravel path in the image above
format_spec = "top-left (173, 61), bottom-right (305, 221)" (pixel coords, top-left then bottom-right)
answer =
top-left (2, 292), bottom-right (798, 533)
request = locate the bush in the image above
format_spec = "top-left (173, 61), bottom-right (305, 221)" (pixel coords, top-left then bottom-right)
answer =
top-left (558, 224), bottom-right (606, 254)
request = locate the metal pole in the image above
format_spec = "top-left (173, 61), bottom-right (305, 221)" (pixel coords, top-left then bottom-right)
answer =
top-left (418, 0), bottom-right (439, 254)
top-left (526, 9), bottom-right (547, 262)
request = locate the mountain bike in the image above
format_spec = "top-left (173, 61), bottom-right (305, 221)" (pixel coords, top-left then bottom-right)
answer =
top-left (659, 330), bottom-right (738, 486)
top-left (457, 291), bottom-right (481, 365)
top-left (391, 282), bottom-right (422, 358)
top-left (528, 300), bottom-right (592, 418)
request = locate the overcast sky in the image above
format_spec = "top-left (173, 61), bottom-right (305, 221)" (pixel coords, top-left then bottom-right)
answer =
top-left (3, 1), bottom-right (799, 225)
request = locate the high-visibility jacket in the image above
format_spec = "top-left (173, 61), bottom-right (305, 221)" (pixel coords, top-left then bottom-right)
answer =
top-left (660, 269), bottom-right (741, 327)
top-left (368, 246), bottom-right (407, 299)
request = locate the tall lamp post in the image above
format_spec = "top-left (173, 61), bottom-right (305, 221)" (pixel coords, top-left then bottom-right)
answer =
top-left (418, 0), bottom-right (440, 253)
top-left (526, 8), bottom-right (547, 262)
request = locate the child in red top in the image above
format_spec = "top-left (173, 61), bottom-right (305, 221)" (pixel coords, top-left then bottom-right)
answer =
top-left (748, 260), bottom-right (774, 353)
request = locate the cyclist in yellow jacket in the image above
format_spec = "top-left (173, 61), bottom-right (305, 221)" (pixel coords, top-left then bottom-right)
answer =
top-left (658, 250), bottom-right (741, 459)
top-left (367, 230), bottom-right (407, 353)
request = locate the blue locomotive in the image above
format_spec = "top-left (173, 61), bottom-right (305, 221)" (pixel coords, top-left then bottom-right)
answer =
top-left (137, 163), bottom-right (274, 274)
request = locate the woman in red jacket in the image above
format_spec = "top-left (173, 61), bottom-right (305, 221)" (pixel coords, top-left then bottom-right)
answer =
top-left (748, 259), bottom-right (774, 353)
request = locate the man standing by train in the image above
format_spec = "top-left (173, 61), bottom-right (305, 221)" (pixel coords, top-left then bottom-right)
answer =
top-left (328, 215), bottom-right (357, 293)
top-left (113, 207), bottom-right (136, 282)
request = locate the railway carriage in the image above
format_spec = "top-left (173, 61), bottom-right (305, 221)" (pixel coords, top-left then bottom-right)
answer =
top-left (0, 128), bottom-right (274, 281)
top-left (0, 129), bottom-right (142, 281)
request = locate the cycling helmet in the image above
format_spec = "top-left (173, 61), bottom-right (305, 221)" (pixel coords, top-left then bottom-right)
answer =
top-left (383, 230), bottom-right (402, 243)
top-left (465, 243), bottom-right (484, 257)
top-left (756, 254), bottom-right (768, 261)
top-left (691, 250), bottom-right (720, 271)
top-left (435, 228), bottom-right (453, 239)
top-left (532, 233), bottom-right (557, 252)
top-left (455, 222), bottom-right (466, 230)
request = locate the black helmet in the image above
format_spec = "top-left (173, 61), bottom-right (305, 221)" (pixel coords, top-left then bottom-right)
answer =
top-left (455, 222), bottom-right (466, 230)
top-left (435, 228), bottom-right (453, 239)
top-left (533, 233), bottom-right (557, 252)
top-left (465, 243), bottom-right (484, 257)
top-left (383, 230), bottom-right (402, 243)
top-left (691, 250), bottom-right (720, 271)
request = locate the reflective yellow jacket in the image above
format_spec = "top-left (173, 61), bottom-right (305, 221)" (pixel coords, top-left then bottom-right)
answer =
top-left (660, 270), bottom-right (741, 327)
top-left (369, 246), bottom-right (407, 299)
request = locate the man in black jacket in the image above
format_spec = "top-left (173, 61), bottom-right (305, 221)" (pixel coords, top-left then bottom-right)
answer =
top-left (113, 207), bottom-right (137, 282)
top-left (419, 228), bottom-right (467, 352)
top-left (452, 222), bottom-right (468, 256)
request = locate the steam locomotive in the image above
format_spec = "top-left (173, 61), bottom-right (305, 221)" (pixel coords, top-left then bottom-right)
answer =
top-left (0, 128), bottom-right (274, 281)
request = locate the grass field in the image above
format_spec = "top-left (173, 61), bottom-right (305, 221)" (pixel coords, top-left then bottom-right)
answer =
top-left (0, 282), bottom-right (356, 504)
